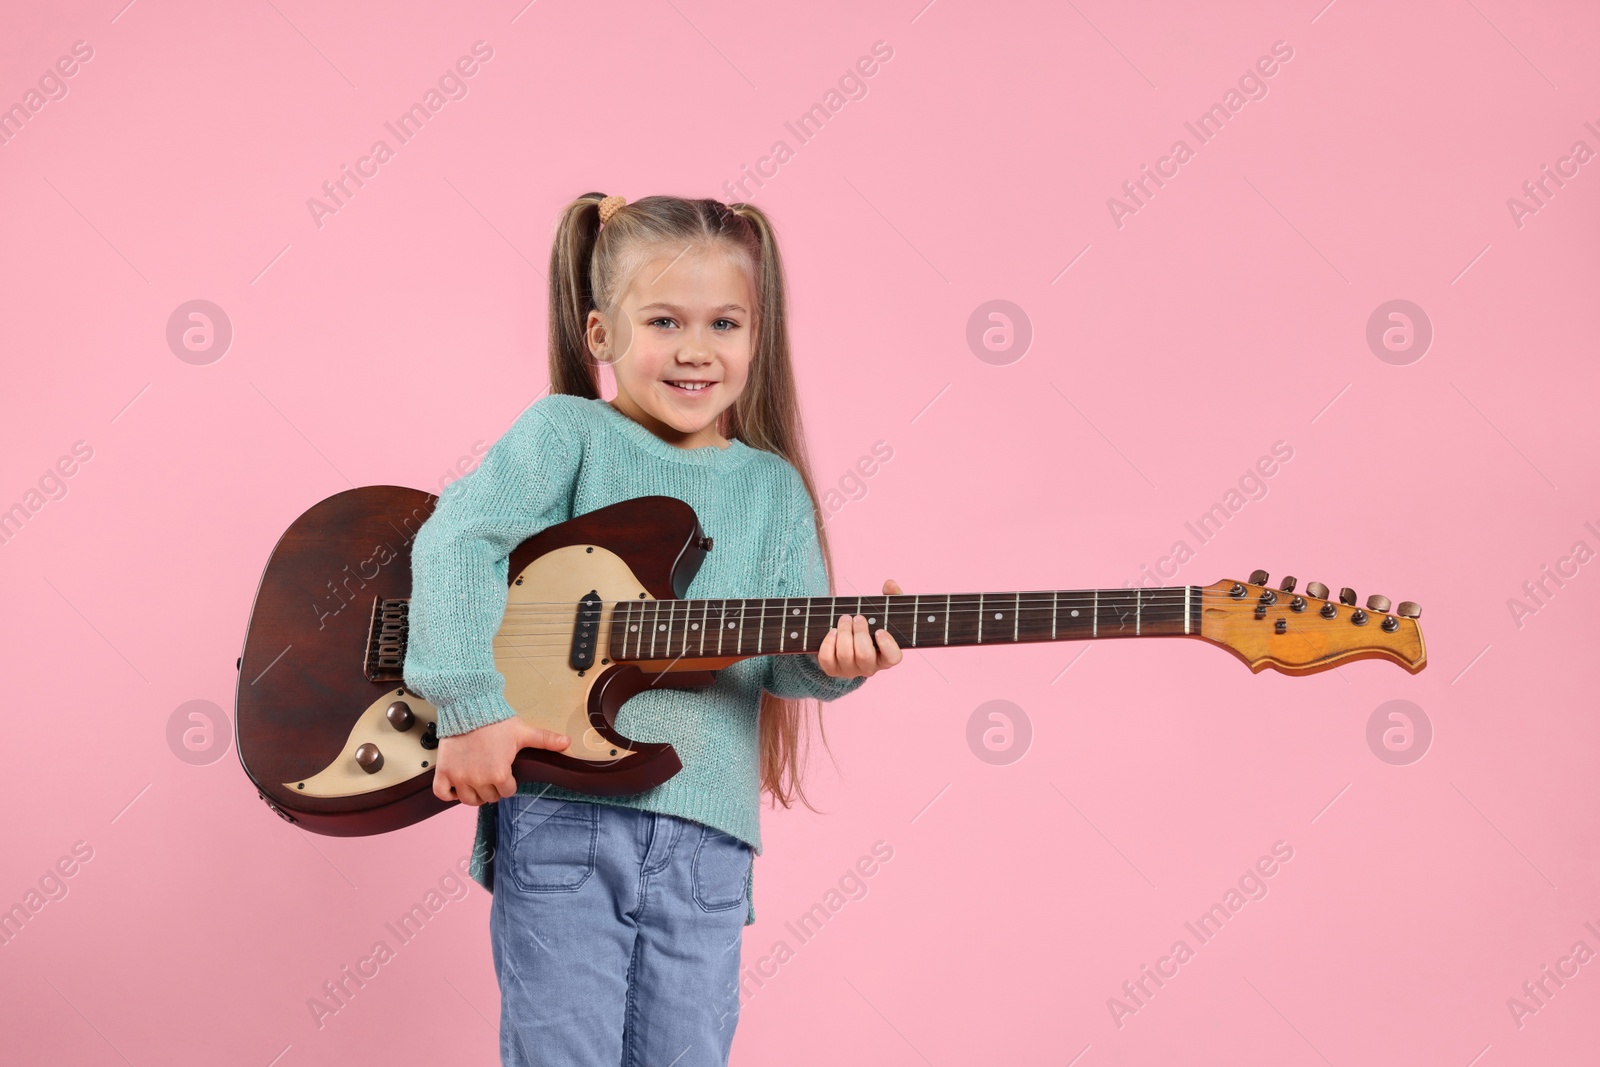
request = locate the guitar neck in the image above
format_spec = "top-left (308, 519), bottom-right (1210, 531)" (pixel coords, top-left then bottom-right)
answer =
top-left (607, 587), bottom-right (1201, 663)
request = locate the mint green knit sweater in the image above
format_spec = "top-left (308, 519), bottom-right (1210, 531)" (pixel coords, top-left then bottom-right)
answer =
top-left (403, 394), bottom-right (865, 925)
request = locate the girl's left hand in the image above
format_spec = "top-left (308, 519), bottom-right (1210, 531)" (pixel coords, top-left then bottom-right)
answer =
top-left (817, 578), bottom-right (906, 679)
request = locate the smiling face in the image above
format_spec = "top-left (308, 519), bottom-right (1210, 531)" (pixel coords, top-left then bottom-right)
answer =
top-left (586, 242), bottom-right (756, 450)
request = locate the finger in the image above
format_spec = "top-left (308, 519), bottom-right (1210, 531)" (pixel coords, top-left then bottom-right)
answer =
top-left (837, 614), bottom-right (860, 674)
top-left (523, 727), bottom-right (571, 752)
top-left (875, 627), bottom-right (904, 666)
top-left (817, 624), bottom-right (838, 674)
top-left (853, 615), bottom-right (876, 674)
top-left (434, 770), bottom-right (456, 803)
top-left (883, 578), bottom-right (902, 595)
top-left (495, 776), bottom-right (519, 799)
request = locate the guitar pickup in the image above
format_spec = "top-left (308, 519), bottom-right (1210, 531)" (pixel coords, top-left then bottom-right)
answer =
top-left (569, 590), bottom-right (603, 671)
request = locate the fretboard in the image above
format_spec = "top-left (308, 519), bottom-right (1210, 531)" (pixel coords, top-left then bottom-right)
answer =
top-left (607, 588), bottom-right (1200, 662)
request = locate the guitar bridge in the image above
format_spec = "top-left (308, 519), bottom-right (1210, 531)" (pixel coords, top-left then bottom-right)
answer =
top-left (364, 597), bottom-right (410, 681)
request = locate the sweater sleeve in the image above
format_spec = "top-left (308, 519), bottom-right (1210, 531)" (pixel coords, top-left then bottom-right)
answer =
top-left (764, 478), bottom-right (868, 703)
top-left (403, 401), bottom-right (581, 737)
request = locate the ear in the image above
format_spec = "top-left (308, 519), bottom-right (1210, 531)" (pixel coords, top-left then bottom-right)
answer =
top-left (586, 309), bottom-right (612, 364)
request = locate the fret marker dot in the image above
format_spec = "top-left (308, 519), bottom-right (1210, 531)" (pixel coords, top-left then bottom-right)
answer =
top-left (789, 630), bottom-right (798, 639)
top-left (629, 625), bottom-right (638, 632)
top-left (1071, 610), bottom-right (1079, 617)
top-left (727, 622), bottom-right (736, 629)
top-left (926, 615), bottom-right (935, 622)
top-left (994, 612), bottom-right (1002, 619)
top-left (791, 607), bottom-right (800, 615)
top-left (868, 618), bottom-right (876, 624)
top-left (690, 622), bottom-right (699, 630)
top-left (658, 624), bottom-right (667, 631)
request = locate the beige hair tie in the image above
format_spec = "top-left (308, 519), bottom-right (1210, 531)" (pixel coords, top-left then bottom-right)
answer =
top-left (598, 195), bottom-right (626, 225)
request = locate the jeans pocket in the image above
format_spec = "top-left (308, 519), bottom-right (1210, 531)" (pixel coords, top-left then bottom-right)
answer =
top-left (692, 823), bottom-right (751, 912)
top-left (506, 796), bottom-right (598, 893)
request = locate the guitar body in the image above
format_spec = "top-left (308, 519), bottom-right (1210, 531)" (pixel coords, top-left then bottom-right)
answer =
top-left (235, 487), bottom-right (715, 837)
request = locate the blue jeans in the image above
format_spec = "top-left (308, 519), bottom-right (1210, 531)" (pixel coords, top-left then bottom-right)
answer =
top-left (491, 794), bottom-right (751, 1066)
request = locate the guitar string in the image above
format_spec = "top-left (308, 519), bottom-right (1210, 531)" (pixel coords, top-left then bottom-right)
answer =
top-left (481, 595), bottom-right (1335, 631)
top-left (486, 588), bottom-right (1295, 616)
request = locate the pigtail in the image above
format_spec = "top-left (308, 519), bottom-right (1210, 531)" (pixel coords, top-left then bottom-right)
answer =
top-left (726, 202), bottom-right (841, 815)
top-left (547, 193), bottom-right (607, 399)
top-left (727, 202), bottom-right (836, 595)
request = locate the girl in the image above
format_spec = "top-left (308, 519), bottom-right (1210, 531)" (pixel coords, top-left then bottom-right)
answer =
top-left (403, 192), bottom-right (903, 1066)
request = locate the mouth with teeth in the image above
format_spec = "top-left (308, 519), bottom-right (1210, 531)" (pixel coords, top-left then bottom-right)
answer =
top-left (664, 380), bottom-right (716, 394)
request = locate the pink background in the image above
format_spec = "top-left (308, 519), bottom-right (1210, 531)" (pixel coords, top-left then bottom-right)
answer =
top-left (3, 0), bottom-right (1598, 1063)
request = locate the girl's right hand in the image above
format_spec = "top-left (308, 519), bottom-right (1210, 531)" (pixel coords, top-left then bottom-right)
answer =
top-left (433, 715), bottom-right (571, 806)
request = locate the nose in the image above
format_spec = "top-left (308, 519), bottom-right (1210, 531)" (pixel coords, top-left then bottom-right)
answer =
top-left (678, 330), bottom-right (715, 363)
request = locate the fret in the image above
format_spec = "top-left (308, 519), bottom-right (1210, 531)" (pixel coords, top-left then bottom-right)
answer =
top-left (1184, 586), bottom-right (1191, 635)
top-left (977, 593), bottom-right (984, 644)
top-left (699, 599), bottom-right (709, 655)
top-left (778, 597), bottom-right (788, 652)
top-left (1051, 591), bottom-right (1057, 640)
top-left (787, 601), bottom-right (806, 652)
top-left (883, 593), bottom-right (915, 649)
top-left (911, 595), bottom-right (919, 647)
top-left (1135, 588), bottom-right (1141, 637)
top-left (1092, 590), bottom-right (1098, 638)
top-left (1014, 592), bottom-right (1020, 641)
top-left (944, 594), bottom-right (951, 645)
top-left (864, 595), bottom-right (886, 647)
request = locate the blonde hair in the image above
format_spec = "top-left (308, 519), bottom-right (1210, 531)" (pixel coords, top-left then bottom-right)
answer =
top-left (547, 192), bottom-right (838, 811)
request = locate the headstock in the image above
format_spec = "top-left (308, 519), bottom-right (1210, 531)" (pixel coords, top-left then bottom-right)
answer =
top-left (1197, 570), bottom-right (1426, 675)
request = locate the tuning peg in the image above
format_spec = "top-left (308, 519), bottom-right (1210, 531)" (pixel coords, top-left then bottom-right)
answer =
top-left (1249, 569), bottom-right (1270, 586)
top-left (1305, 581), bottom-right (1329, 600)
top-left (1280, 576), bottom-right (1296, 593)
top-left (1339, 587), bottom-right (1358, 606)
top-left (1396, 601), bottom-right (1421, 618)
top-left (1366, 594), bottom-right (1391, 614)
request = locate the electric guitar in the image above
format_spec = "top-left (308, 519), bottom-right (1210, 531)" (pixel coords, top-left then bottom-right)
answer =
top-left (234, 487), bottom-right (1426, 836)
